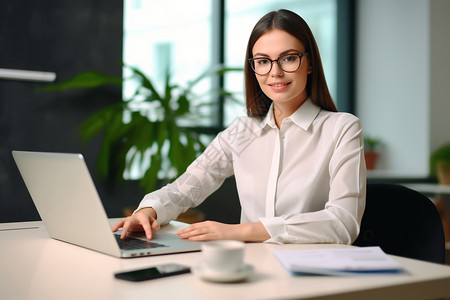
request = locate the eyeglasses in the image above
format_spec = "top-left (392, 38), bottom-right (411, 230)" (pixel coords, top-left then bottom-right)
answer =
top-left (248, 53), bottom-right (309, 75)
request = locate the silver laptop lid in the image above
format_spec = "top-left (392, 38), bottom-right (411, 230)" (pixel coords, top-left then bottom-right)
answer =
top-left (12, 151), bottom-right (203, 258)
top-left (12, 151), bottom-right (122, 257)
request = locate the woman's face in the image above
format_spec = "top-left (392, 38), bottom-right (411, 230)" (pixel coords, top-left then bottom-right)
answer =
top-left (252, 29), bottom-right (310, 112)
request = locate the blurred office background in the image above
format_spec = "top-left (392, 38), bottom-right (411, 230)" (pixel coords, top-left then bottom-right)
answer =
top-left (1, 0), bottom-right (449, 223)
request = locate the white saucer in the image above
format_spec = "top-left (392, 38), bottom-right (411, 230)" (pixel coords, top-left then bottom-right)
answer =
top-left (192, 263), bottom-right (254, 283)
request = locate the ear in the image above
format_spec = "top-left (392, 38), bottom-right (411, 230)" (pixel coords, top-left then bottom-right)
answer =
top-left (307, 65), bottom-right (312, 74)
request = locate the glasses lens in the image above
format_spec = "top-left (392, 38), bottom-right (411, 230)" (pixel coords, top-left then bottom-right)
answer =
top-left (279, 54), bottom-right (301, 72)
top-left (252, 58), bottom-right (271, 75)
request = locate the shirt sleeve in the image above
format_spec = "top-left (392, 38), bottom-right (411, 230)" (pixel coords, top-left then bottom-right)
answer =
top-left (135, 131), bottom-right (234, 225)
top-left (260, 115), bottom-right (366, 244)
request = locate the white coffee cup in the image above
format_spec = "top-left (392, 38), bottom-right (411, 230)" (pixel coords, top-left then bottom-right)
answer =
top-left (201, 240), bottom-right (245, 274)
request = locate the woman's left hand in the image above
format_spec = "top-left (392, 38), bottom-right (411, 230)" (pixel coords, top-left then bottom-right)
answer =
top-left (177, 221), bottom-right (270, 242)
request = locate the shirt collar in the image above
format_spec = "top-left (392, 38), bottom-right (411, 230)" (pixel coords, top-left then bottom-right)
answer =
top-left (289, 98), bottom-right (321, 131)
top-left (260, 105), bottom-right (277, 129)
top-left (256, 98), bottom-right (321, 134)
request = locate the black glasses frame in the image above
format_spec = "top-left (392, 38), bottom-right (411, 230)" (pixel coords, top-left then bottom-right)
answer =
top-left (248, 53), bottom-right (309, 75)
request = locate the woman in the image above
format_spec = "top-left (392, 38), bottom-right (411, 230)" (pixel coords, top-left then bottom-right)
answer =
top-left (113, 9), bottom-right (366, 244)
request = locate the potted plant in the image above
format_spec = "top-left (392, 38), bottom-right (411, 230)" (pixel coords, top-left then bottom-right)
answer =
top-left (364, 136), bottom-right (381, 170)
top-left (38, 65), bottom-right (242, 193)
top-left (430, 143), bottom-right (450, 185)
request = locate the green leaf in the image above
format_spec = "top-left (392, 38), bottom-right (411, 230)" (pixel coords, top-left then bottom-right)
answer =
top-left (38, 63), bottom-right (239, 189)
top-left (168, 123), bottom-right (182, 173)
top-left (185, 69), bottom-right (211, 91)
top-left (216, 67), bottom-right (244, 75)
top-left (156, 121), bottom-right (167, 149)
top-left (430, 143), bottom-right (450, 176)
top-left (182, 133), bottom-right (197, 171)
top-left (79, 111), bottom-right (107, 144)
top-left (36, 71), bottom-right (122, 92)
top-left (79, 103), bottom-right (124, 143)
top-left (185, 66), bottom-right (243, 92)
top-left (219, 89), bottom-right (245, 105)
top-left (126, 65), bottom-right (162, 101)
top-left (140, 154), bottom-right (162, 192)
top-left (164, 71), bottom-right (172, 104)
top-left (124, 146), bottom-right (138, 175)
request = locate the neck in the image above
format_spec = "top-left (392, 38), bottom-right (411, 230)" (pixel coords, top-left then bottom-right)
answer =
top-left (273, 95), bottom-right (308, 128)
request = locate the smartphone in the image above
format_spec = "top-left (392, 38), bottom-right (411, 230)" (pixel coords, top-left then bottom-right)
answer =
top-left (114, 263), bottom-right (191, 282)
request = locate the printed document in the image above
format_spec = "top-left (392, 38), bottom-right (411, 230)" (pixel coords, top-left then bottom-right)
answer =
top-left (273, 246), bottom-right (404, 276)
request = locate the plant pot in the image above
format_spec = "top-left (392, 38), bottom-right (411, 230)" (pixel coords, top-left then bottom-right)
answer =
top-left (436, 161), bottom-right (450, 185)
top-left (364, 151), bottom-right (379, 170)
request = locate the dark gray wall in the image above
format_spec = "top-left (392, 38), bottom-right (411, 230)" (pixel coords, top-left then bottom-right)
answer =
top-left (0, 1), bottom-right (241, 224)
top-left (0, 0), bottom-right (127, 222)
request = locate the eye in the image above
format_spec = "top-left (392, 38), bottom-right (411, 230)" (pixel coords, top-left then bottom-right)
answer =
top-left (282, 55), bottom-right (299, 62)
top-left (255, 58), bottom-right (270, 65)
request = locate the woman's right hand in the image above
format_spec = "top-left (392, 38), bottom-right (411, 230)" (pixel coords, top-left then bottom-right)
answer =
top-left (112, 207), bottom-right (160, 240)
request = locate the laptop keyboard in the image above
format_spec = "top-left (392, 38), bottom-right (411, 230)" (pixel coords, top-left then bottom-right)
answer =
top-left (114, 234), bottom-right (168, 250)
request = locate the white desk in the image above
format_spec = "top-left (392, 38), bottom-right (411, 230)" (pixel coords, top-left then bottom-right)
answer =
top-left (402, 183), bottom-right (450, 195)
top-left (2, 220), bottom-right (450, 300)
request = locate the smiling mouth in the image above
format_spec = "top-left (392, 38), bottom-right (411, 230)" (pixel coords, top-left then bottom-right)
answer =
top-left (269, 82), bottom-right (290, 87)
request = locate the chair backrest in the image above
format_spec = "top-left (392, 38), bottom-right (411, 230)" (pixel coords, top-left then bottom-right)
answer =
top-left (353, 183), bottom-right (445, 264)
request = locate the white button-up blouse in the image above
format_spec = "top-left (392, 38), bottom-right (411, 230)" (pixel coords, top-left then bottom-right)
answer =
top-left (136, 98), bottom-right (366, 244)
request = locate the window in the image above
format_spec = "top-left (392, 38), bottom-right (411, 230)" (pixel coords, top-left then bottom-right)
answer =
top-left (123, 0), bottom-right (344, 129)
top-left (224, 0), bottom-right (337, 125)
top-left (123, 0), bottom-right (213, 127)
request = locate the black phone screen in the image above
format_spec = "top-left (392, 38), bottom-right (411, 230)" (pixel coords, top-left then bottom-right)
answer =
top-left (114, 263), bottom-right (190, 282)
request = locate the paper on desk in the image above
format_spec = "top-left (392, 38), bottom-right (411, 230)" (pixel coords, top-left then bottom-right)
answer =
top-left (273, 246), bottom-right (404, 276)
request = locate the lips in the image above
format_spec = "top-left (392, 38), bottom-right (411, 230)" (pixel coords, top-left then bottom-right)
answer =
top-left (269, 82), bottom-right (290, 86)
top-left (268, 82), bottom-right (290, 91)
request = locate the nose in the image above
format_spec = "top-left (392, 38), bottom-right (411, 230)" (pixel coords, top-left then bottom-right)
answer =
top-left (269, 60), bottom-right (283, 76)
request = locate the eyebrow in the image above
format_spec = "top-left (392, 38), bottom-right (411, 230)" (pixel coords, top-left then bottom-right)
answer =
top-left (253, 49), bottom-right (302, 58)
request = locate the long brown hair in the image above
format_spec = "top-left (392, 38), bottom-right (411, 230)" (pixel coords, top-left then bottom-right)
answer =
top-left (245, 9), bottom-right (337, 117)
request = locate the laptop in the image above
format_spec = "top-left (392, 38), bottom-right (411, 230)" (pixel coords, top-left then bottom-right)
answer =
top-left (12, 150), bottom-right (202, 258)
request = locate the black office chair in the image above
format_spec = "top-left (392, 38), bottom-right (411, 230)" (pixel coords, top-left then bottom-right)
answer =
top-left (353, 183), bottom-right (446, 264)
